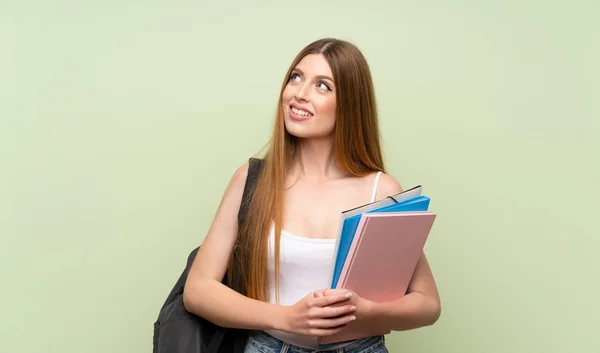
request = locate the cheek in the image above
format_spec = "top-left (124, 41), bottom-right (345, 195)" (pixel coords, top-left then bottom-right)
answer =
top-left (319, 96), bottom-right (336, 120)
top-left (282, 85), bottom-right (294, 103)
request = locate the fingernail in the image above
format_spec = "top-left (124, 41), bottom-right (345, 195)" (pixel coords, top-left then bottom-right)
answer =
top-left (345, 292), bottom-right (353, 298)
top-left (350, 315), bottom-right (356, 321)
top-left (350, 306), bottom-right (356, 311)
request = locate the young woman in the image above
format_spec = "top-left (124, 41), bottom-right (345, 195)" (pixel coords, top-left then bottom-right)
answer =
top-left (183, 38), bottom-right (441, 353)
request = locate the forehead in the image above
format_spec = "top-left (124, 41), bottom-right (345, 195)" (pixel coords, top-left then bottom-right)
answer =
top-left (294, 54), bottom-right (333, 77)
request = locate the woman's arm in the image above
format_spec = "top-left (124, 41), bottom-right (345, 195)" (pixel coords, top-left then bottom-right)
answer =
top-left (367, 251), bottom-right (441, 330)
top-left (183, 163), bottom-right (284, 330)
top-left (364, 173), bottom-right (441, 330)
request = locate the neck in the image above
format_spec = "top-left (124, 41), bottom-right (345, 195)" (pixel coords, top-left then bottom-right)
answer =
top-left (292, 136), bottom-right (347, 182)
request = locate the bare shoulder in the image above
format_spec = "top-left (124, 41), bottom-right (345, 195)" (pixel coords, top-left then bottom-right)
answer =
top-left (229, 162), bottom-right (250, 193)
top-left (374, 172), bottom-right (403, 200)
top-left (217, 161), bottom-right (251, 213)
top-left (183, 163), bottom-right (249, 298)
top-left (185, 161), bottom-right (250, 284)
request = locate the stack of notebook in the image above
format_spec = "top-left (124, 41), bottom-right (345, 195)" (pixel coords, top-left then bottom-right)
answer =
top-left (318, 185), bottom-right (437, 345)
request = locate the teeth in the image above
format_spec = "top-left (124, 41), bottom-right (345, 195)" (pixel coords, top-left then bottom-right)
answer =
top-left (291, 107), bottom-right (311, 116)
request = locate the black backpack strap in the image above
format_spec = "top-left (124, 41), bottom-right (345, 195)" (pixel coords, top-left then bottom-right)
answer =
top-left (231, 157), bottom-right (263, 274)
top-left (237, 157), bottom-right (263, 228)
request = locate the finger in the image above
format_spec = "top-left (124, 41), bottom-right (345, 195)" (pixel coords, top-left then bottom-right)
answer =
top-left (307, 304), bottom-right (356, 321)
top-left (309, 303), bottom-right (356, 319)
top-left (322, 300), bottom-right (351, 310)
top-left (313, 288), bottom-right (346, 298)
top-left (307, 323), bottom-right (349, 337)
top-left (312, 291), bottom-right (352, 307)
top-left (309, 315), bottom-right (357, 329)
top-left (321, 304), bottom-right (357, 318)
top-left (313, 290), bottom-right (326, 298)
top-left (320, 289), bottom-right (349, 297)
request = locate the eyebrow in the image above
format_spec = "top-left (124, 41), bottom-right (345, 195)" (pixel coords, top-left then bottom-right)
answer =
top-left (293, 68), bottom-right (335, 83)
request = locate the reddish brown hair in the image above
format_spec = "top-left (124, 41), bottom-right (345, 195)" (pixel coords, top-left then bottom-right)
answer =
top-left (228, 38), bottom-right (385, 302)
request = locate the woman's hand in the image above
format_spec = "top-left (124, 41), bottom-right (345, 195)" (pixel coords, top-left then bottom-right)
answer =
top-left (314, 289), bottom-right (381, 342)
top-left (278, 289), bottom-right (358, 337)
top-left (314, 289), bottom-right (374, 321)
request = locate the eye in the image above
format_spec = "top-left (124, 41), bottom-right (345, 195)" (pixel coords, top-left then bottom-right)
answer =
top-left (290, 72), bottom-right (301, 82)
top-left (317, 82), bottom-right (332, 91)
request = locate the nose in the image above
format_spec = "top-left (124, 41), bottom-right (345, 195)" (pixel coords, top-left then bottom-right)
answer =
top-left (294, 82), bottom-right (310, 102)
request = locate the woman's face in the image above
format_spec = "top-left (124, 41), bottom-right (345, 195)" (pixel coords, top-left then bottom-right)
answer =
top-left (281, 54), bottom-right (337, 139)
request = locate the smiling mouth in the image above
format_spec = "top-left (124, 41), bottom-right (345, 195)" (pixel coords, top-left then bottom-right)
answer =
top-left (290, 105), bottom-right (313, 117)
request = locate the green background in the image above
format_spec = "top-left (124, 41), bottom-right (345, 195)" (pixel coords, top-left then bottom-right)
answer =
top-left (1, 1), bottom-right (598, 352)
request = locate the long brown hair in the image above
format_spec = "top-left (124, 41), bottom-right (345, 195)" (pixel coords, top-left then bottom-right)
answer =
top-left (227, 38), bottom-right (385, 302)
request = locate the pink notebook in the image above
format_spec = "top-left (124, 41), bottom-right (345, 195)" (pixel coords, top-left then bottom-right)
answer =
top-left (336, 215), bottom-right (369, 289)
top-left (319, 211), bottom-right (436, 344)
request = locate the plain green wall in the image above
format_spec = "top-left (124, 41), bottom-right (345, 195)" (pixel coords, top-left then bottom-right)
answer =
top-left (1, 1), bottom-right (598, 352)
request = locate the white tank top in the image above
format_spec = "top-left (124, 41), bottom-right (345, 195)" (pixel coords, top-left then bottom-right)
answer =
top-left (263, 172), bottom-right (383, 349)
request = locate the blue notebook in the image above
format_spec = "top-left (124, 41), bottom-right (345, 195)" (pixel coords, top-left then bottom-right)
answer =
top-left (329, 195), bottom-right (430, 288)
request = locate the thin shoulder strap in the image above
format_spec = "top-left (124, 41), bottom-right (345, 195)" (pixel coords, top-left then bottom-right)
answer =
top-left (370, 171), bottom-right (383, 203)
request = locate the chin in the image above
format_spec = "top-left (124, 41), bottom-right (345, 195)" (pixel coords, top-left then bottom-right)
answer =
top-left (284, 125), bottom-right (313, 139)
top-left (285, 124), bottom-right (333, 140)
